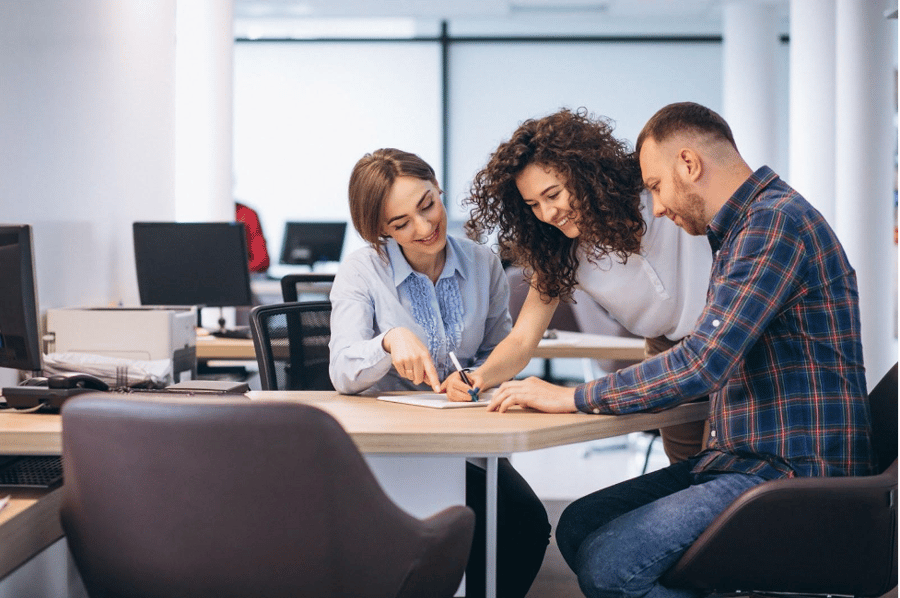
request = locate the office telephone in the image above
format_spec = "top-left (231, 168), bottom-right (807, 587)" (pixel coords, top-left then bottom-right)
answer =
top-left (47, 372), bottom-right (110, 391)
top-left (2, 372), bottom-right (110, 411)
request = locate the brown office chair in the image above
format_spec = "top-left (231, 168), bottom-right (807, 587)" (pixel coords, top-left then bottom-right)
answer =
top-left (506, 266), bottom-right (581, 385)
top-left (249, 301), bottom-right (333, 390)
top-left (662, 362), bottom-right (899, 597)
top-left (60, 394), bottom-right (475, 598)
top-left (280, 272), bottom-right (335, 302)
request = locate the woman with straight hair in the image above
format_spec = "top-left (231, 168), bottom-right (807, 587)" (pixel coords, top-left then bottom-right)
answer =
top-left (329, 148), bottom-right (550, 598)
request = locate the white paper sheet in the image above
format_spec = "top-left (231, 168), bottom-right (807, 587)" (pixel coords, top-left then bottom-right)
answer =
top-left (377, 389), bottom-right (495, 409)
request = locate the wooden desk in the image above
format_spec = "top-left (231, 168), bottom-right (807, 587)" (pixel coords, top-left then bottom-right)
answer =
top-left (0, 394), bottom-right (708, 456)
top-left (532, 330), bottom-right (645, 361)
top-left (194, 330), bottom-right (647, 363)
top-left (0, 488), bottom-right (64, 580)
top-left (195, 335), bottom-right (256, 360)
top-left (0, 394), bottom-right (708, 598)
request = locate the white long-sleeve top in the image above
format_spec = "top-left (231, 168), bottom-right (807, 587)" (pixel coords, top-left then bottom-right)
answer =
top-left (575, 192), bottom-right (712, 341)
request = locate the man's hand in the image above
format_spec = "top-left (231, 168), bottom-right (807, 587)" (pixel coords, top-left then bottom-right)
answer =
top-left (487, 376), bottom-right (578, 413)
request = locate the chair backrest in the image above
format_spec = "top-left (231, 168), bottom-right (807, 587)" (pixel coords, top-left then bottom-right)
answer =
top-left (60, 394), bottom-right (474, 598)
top-left (249, 301), bottom-right (333, 390)
top-left (280, 273), bottom-right (335, 302)
top-left (506, 266), bottom-right (579, 330)
top-left (235, 201), bottom-right (270, 273)
top-left (868, 362), bottom-right (898, 474)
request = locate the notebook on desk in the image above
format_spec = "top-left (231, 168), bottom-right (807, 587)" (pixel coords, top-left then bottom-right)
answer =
top-left (377, 389), bottom-right (495, 409)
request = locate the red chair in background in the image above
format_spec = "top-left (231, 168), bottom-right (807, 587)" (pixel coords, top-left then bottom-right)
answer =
top-left (235, 201), bottom-right (270, 273)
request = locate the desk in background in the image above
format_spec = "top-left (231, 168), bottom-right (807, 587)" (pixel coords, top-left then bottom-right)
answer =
top-left (250, 273), bottom-right (334, 304)
top-left (195, 330), bottom-right (647, 363)
top-left (0, 393), bottom-right (708, 598)
top-left (196, 334), bottom-right (256, 361)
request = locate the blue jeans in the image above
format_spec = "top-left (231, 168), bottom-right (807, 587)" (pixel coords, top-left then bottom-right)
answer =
top-left (556, 457), bottom-right (765, 598)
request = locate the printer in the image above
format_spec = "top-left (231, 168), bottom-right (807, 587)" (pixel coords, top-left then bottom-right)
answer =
top-left (45, 306), bottom-right (197, 382)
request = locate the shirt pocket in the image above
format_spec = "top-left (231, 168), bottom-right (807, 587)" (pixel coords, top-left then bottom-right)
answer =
top-left (637, 256), bottom-right (671, 301)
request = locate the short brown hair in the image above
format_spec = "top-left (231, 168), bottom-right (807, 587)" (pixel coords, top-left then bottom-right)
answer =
top-left (636, 102), bottom-right (737, 155)
top-left (348, 148), bottom-right (439, 254)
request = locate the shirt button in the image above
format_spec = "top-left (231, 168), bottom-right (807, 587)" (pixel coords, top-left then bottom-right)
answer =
top-left (710, 430), bottom-right (717, 437)
top-left (592, 408), bottom-right (600, 414)
top-left (712, 319), bottom-right (721, 327)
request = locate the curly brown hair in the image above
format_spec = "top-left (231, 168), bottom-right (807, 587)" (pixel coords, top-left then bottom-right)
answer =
top-left (465, 108), bottom-right (646, 301)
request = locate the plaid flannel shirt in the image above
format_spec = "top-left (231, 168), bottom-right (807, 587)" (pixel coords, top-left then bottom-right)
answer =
top-left (575, 166), bottom-right (874, 480)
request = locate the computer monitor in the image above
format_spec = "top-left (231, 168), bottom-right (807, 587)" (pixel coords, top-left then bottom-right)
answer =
top-left (133, 223), bottom-right (254, 331)
top-left (279, 222), bottom-right (346, 267)
top-left (0, 224), bottom-right (42, 375)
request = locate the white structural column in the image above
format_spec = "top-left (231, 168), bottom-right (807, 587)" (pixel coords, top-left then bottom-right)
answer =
top-left (834, 0), bottom-right (895, 383)
top-left (0, 2), bottom-right (177, 309)
top-left (722, 0), bottom-right (779, 171)
top-left (0, 1), bottom-right (178, 588)
top-left (788, 0), bottom-right (837, 223)
top-left (175, 0), bottom-right (235, 222)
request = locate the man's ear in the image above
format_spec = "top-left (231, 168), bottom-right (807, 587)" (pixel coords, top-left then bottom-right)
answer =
top-left (678, 148), bottom-right (703, 183)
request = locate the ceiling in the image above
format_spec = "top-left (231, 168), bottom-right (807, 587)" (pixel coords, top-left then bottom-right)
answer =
top-left (231, 1), bottom-right (899, 41)
top-left (231, 0), bottom-right (788, 31)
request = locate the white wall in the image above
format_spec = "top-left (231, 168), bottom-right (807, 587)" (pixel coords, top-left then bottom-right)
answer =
top-left (0, 0), bottom-right (178, 384)
top-left (448, 40), bottom-right (727, 216)
top-left (232, 38), bottom-right (790, 227)
top-left (0, 2), bottom-right (177, 310)
top-left (232, 41), bottom-right (443, 265)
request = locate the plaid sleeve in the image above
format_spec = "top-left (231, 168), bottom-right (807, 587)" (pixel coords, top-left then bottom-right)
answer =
top-left (575, 206), bottom-right (806, 415)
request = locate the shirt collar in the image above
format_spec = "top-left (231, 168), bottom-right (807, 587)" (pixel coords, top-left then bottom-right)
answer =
top-left (386, 235), bottom-right (466, 287)
top-left (706, 165), bottom-right (779, 252)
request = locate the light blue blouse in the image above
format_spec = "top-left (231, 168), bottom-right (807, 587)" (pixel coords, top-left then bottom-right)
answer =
top-left (328, 235), bottom-right (512, 395)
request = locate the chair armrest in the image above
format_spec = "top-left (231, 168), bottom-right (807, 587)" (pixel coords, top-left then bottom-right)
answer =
top-left (662, 460), bottom-right (898, 596)
top-left (396, 505), bottom-right (475, 598)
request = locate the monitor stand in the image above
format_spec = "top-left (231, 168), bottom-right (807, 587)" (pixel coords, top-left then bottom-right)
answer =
top-left (208, 307), bottom-right (251, 339)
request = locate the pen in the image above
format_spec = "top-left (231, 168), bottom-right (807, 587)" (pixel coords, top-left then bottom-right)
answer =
top-left (448, 351), bottom-right (480, 401)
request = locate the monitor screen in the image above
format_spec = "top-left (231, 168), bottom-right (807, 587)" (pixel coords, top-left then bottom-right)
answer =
top-left (0, 224), bottom-right (43, 373)
top-left (133, 222), bottom-right (254, 308)
top-left (279, 222), bottom-right (346, 266)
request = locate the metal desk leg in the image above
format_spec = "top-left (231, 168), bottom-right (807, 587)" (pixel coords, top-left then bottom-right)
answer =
top-left (486, 456), bottom-right (498, 598)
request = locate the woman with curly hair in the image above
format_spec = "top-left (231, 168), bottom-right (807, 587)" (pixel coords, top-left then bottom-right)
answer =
top-left (445, 108), bottom-right (712, 463)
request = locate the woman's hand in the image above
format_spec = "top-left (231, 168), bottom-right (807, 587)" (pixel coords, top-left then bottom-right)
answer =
top-left (383, 327), bottom-right (441, 392)
top-left (487, 376), bottom-right (578, 413)
top-left (441, 370), bottom-right (486, 402)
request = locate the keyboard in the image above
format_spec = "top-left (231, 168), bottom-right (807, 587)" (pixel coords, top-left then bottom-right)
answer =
top-left (209, 327), bottom-right (252, 339)
top-left (0, 456), bottom-right (63, 489)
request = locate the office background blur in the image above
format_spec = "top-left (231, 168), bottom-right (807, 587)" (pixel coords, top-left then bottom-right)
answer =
top-left (0, 0), bottom-right (896, 386)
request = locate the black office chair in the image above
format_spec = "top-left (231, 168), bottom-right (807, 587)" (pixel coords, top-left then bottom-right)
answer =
top-left (249, 301), bottom-right (333, 390)
top-left (280, 273), bottom-right (335, 302)
top-left (60, 394), bottom-right (475, 598)
top-left (662, 362), bottom-right (899, 597)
